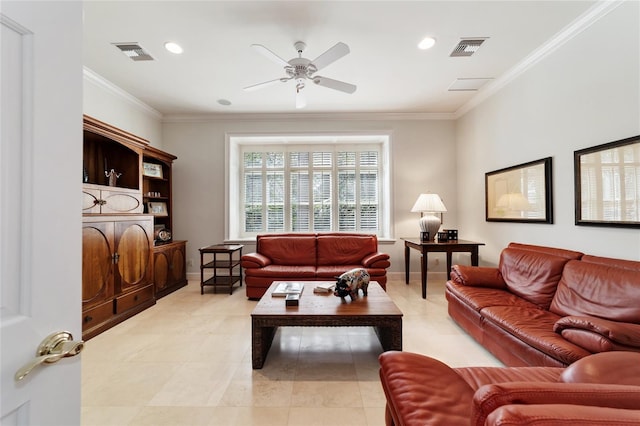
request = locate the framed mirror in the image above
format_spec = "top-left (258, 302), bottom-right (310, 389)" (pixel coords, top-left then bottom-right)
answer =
top-left (485, 157), bottom-right (553, 223)
top-left (574, 135), bottom-right (640, 228)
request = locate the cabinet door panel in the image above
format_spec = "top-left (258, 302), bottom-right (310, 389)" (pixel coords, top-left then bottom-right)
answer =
top-left (154, 251), bottom-right (169, 291)
top-left (170, 245), bottom-right (185, 283)
top-left (82, 222), bottom-right (114, 308)
top-left (82, 188), bottom-right (101, 214)
top-left (115, 221), bottom-right (152, 292)
top-left (101, 190), bottom-right (143, 214)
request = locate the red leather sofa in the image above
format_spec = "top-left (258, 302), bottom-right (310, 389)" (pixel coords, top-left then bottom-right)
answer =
top-left (240, 233), bottom-right (390, 299)
top-left (446, 242), bottom-right (640, 367)
top-left (379, 350), bottom-right (640, 426)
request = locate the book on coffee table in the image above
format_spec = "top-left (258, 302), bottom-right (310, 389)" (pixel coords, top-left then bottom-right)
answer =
top-left (313, 282), bottom-right (335, 293)
top-left (271, 282), bottom-right (304, 297)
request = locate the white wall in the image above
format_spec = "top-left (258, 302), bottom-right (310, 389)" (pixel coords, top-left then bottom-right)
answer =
top-left (83, 70), bottom-right (163, 146)
top-left (455, 1), bottom-right (640, 265)
top-left (161, 117), bottom-right (456, 273)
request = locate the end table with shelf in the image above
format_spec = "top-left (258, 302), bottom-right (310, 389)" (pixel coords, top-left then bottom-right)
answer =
top-left (199, 244), bottom-right (244, 294)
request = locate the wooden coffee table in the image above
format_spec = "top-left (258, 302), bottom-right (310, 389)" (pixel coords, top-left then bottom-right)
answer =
top-left (251, 281), bottom-right (403, 369)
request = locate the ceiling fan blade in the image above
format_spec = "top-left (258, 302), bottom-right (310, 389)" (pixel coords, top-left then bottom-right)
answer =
top-left (295, 88), bottom-right (306, 109)
top-left (251, 44), bottom-right (290, 67)
top-left (310, 42), bottom-right (350, 71)
top-left (313, 76), bottom-right (357, 94)
top-left (243, 78), bottom-right (283, 92)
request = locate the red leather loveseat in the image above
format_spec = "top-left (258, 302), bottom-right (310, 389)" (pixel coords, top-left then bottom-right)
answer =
top-left (241, 233), bottom-right (390, 299)
top-left (379, 350), bottom-right (640, 426)
top-left (446, 242), bottom-right (640, 367)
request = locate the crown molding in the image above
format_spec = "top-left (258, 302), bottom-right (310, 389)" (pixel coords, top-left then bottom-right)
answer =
top-left (161, 111), bottom-right (455, 123)
top-left (83, 67), bottom-right (162, 119)
top-left (454, 0), bottom-right (625, 119)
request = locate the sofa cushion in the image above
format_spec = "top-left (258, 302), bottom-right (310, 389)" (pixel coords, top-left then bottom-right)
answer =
top-left (481, 305), bottom-right (589, 365)
top-left (257, 234), bottom-right (317, 266)
top-left (549, 259), bottom-right (640, 322)
top-left (243, 264), bottom-right (316, 278)
top-left (446, 282), bottom-right (534, 312)
top-left (316, 234), bottom-right (377, 266)
top-left (499, 247), bottom-right (576, 309)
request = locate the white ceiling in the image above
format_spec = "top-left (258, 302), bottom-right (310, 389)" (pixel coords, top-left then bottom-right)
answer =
top-left (82, 1), bottom-right (598, 117)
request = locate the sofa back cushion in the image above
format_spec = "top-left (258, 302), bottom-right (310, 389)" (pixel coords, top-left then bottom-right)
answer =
top-left (550, 257), bottom-right (640, 323)
top-left (256, 234), bottom-right (317, 266)
top-left (499, 245), bottom-right (583, 309)
top-left (316, 233), bottom-right (377, 266)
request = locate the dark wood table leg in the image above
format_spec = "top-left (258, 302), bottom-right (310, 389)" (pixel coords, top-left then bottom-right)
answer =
top-left (404, 244), bottom-right (410, 284)
top-left (375, 320), bottom-right (403, 352)
top-left (471, 247), bottom-right (479, 266)
top-left (446, 251), bottom-right (453, 280)
top-left (421, 249), bottom-right (428, 299)
top-left (200, 251), bottom-right (204, 295)
top-left (252, 321), bottom-right (277, 369)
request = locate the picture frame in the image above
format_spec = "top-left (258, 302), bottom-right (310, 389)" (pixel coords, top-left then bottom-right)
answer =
top-left (142, 162), bottom-right (163, 178)
top-left (148, 201), bottom-right (168, 216)
top-left (574, 135), bottom-right (640, 228)
top-left (485, 157), bottom-right (553, 223)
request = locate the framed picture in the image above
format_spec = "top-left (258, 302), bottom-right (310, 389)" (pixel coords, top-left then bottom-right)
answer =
top-left (148, 201), bottom-right (168, 216)
top-left (485, 157), bottom-right (553, 223)
top-left (574, 135), bottom-right (640, 228)
top-left (143, 162), bottom-right (163, 178)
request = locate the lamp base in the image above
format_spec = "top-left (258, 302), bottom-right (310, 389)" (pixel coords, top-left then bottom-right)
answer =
top-left (419, 215), bottom-right (441, 242)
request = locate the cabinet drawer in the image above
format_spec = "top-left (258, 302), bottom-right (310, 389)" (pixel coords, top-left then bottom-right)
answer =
top-left (115, 285), bottom-right (154, 314)
top-left (82, 300), bottom-right (114, 331)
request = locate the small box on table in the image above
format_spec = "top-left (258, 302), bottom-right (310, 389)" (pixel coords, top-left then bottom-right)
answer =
top-left (444, 229), bottom-right (458, 241)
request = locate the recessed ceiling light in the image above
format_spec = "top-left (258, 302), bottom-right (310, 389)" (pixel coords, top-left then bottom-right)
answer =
top-left (418, 37), bottom-right (436, 50)
top-left (164, 42), bottom-right (183, 54)
top-left (217, 99), bottom-right (232, 106)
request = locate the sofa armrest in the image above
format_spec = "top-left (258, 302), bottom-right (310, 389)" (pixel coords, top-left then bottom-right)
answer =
top-left (240, 253), bottom-right (272, 268)
top-left (487, 404), bottom-right (640, 426)
top-left (554, 316), bottom-right (640, 348)
top-left (560, 351), bottom-right (640, 386)
top-left (361, 252), bottom-right (390, 268)
top-left (379, 351), bottom-right (475, 426)
top-left (450, 264), bottom-right (506, 289)
top-left (472, 382), bottom-right (640, 426)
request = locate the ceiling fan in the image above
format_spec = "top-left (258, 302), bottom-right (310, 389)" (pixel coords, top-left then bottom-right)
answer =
top-left (244, 41), bottom-right (357, 109)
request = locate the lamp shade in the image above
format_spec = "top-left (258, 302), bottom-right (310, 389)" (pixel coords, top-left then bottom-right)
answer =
top-left (410, 193), bottom-right (447, 213)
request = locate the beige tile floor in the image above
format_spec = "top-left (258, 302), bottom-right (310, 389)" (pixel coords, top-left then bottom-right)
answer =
top-left (81, 275), bottom-right (502, 426)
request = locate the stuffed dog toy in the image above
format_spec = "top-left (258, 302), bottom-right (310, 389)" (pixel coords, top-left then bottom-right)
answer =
top-left (334, 268), bottom-right (370, 301)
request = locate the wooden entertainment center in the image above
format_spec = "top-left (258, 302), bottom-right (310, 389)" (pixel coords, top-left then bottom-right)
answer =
top-left (82, 115), bottom-right (187, 339)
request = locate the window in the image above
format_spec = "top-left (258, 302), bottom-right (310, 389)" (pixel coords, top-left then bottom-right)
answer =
top-left (227, 134), bottom-right (391, 239)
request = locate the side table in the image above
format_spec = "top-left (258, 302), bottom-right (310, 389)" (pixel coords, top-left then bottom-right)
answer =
top-left (402, 238), bottom-right (484, 299)
top-left (199, 244), bottom-right (243, 295)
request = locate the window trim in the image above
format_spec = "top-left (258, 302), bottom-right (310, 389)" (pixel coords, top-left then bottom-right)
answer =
top-left (226, 132), bottom-right (392, 240)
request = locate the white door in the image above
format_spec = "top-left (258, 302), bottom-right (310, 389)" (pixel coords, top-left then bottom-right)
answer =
top-left (1, 2), bottom-right (83, 425)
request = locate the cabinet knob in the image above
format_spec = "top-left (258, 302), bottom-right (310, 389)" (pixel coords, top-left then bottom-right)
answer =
top-left (84, 315), bottom-right (93, 323)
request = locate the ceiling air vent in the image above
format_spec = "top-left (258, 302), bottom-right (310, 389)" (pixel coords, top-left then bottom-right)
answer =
top-left (112, 43), bottom-right (154, 61)
top-left (450, 38), bottom-right (487, 57)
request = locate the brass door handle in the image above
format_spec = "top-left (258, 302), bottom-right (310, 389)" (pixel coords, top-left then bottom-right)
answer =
top-left (15, 331), bottom-right (84, 381)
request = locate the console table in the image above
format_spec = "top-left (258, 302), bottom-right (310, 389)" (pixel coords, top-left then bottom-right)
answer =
top-left (402, 238), bottom-right (484, 299)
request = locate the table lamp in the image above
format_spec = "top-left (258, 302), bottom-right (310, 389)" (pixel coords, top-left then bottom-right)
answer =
top-left (411, 193), bottom-right (447, 241)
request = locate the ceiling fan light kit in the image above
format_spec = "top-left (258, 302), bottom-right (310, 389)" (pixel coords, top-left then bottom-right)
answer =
top-left (245, 41), bottom-right (357, 109)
